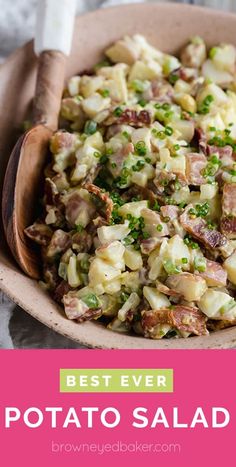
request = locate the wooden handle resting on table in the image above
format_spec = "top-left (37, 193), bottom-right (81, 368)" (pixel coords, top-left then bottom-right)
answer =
top-left (33, 50), bottom-right (66, 131)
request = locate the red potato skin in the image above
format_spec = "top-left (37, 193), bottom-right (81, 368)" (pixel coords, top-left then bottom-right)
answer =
top-left (142, 306), bottom-right (208, 337)
top-left (198, 259), bottom-right (227, 286)
top-left (180, 205), bottom-right (227, 249)
top-left (221, 184), bottom-right (236, 238)
top-left (185, 152), bottom-right (207, 185)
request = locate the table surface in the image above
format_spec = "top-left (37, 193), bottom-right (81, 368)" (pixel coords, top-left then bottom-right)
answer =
top-left (0, 0), bottom-right (235, 348)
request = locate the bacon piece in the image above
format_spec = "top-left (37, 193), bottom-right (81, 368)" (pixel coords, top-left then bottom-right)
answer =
top-left (160, 205), bottom-right (179, 220)
top-left (117, 109), bottom-right (151, 127)
top-left (221, 184), bottom-right (236, 238)
top-left (138, 110), bottom-right (151, 125)
top-left (198, 259), bottom-right (227, 286)
top-left (24, 221), bottom-right (53, 246)
top-left (185, 152), bottom-right (207, 185)
top-left (180, 204), bottom-right (227, 249)
top-left (84, 183), bottom-right (113, 222)
top-left (142, 306), bottom-right (208, 338)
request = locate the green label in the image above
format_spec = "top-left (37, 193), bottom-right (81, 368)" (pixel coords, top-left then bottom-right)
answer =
top-left (60, 369), bottom-right (173, 393)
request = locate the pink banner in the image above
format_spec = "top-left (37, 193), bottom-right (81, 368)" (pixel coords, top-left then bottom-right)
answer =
top-left (0, 349), bottom-right (235, 466)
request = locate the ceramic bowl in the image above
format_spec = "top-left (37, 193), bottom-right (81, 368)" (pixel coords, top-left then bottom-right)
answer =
top-left (1, 2), bottom-right (236, 348)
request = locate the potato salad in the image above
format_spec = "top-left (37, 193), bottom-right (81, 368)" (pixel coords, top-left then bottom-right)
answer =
top-left (25, 35), bottom-right (236, 339)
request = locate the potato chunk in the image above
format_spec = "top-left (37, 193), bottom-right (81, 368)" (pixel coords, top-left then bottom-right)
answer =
top-left (224, 251), bottom-right (236, 285)
top-left (82, 93), bottom-right (111, 118)
top-left (96, 241), bottom-right (125, 268)
top-left (143, 286), bottom-right (170, 309)
top-left (166, 273), bottom-right (207, 302)
top-left (198, 289), bottom-right (236, 321)
top-left (124, 246), bottom-right (143, 271)
top-left (97, 221), bottom-right (131, 244)
top-left (105, 37), bottom-right (141, 65)
top-left (88, 258), bottom-right (121, 286)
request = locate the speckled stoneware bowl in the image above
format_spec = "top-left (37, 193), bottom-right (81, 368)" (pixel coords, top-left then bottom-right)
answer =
top-left (1, 2), bottom-right (236, 348)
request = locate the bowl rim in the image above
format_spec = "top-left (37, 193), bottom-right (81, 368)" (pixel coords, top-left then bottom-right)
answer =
top-left (1, 1), bottom-right (236, 349)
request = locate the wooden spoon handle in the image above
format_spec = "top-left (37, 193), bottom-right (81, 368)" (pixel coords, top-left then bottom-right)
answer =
top-left (33, 50), bottom-right (66, 131)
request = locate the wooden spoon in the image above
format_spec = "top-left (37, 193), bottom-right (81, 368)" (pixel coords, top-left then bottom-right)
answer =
top-left (2, 0), bottom-right (76, 279)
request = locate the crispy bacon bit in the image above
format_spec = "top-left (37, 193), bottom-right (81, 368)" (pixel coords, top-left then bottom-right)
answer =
top-left (180, 204), bottom-right (227, 249)
top-left (138, 110), bottom-right (151, 125)
top-left (24, 222), bottom-right (53, 246)
top-left (185, 152), bottom-right (207, 185)
top-left (142, 306), bottom-right (208, 338)
top-left (198, 259), bottom-right (227, 286)
top-left (160, 205), bottom-right (179, 220)
top-left (117, 109), bottom-right (151, 127)
top-left (221, 184), bottom-right (236, 238)
top-left (46, 230), bottom-right (71, 258)
top-left (84, 183), bottom-right (113, 222)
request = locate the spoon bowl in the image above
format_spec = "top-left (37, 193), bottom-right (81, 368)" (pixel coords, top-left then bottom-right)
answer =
top-left (2, 124), bottom-right (53, 279)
